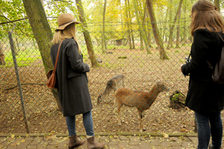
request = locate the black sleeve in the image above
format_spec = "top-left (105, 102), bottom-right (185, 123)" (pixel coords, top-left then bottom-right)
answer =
top-left (181, 30), bottom-right (210, 75)
top-left (66, 40), bottom-right (90, 73)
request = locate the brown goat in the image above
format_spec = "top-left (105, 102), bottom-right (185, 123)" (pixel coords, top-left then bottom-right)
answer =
top-left (97, 74), bottom-right (124, 104)
top-left (115, 82), bottom-right (168, 131)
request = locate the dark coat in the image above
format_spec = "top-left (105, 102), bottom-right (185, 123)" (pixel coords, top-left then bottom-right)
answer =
top-left (181, 29), bottom-right (224, 114)
top-left (50, 38), bottom-right (92, 116)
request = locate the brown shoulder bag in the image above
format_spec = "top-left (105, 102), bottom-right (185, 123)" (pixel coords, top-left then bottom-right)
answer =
top-left (46, 41), bottom-right (63, 88)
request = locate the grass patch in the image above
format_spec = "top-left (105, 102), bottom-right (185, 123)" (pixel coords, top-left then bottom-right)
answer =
top-left (99, 61), bottom-right (122, 69)
top-left (107, 45), bottom-right (129, 50)
top-left (175, 50), bottom-right (180, 53)
top-left (0, 49), bottom-right (41, 67)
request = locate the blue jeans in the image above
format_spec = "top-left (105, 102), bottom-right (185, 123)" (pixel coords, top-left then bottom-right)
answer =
top-left (66, 111), bottom-right (94, 136)
top-left (195, 112), bottom-right (223, 149)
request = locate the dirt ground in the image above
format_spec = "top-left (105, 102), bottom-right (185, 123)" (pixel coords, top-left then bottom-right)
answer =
top-left (0, 47), bottom-right (204, 134)
top-left (0, 135), bottom-right (200, 149)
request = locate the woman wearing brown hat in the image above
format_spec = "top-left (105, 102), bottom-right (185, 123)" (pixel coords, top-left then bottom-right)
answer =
top-left (51, 13), bottom-right (105, 149)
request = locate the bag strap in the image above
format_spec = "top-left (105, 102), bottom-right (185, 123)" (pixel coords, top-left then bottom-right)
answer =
top-left (186, 53), bottom-right (191, 63)
top-left (217, 32), bottom-right (224, 43)
top-left (53, 41), bottom-right (63, 72)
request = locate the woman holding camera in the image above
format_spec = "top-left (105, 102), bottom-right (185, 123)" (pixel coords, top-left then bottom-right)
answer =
top-left (181, 1), bottom-right (224, 149)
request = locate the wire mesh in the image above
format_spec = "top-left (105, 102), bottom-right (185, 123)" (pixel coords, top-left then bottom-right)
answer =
top-left (0, 22), bottom-right (196, 134)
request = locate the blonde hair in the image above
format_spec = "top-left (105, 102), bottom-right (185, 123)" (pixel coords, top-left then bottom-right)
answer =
top-left (52, 23), bottom-right (81, 53)
top-left (191, 0), bottom-right (224, 35)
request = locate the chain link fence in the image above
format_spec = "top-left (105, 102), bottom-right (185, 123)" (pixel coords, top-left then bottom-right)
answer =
top-left (0, 21), bottom-right (197, 134)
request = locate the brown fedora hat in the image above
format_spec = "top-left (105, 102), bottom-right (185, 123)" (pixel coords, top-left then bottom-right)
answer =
top-left (56, 13), bottom-right (80, 31)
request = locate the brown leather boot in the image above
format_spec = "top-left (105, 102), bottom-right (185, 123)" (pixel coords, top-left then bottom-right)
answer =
top-left (68, 135), bottom-right (85, 149)
top-left (87, 136), bottom-right (105, 149)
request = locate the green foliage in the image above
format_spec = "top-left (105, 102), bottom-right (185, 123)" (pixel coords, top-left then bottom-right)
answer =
top-left (1, 0), bottom-right (223, 61)
top-left (99, 61), bottom-right (121, 69)
top-left (170, 93), bottom-right (180, 101)
top-left (170, 90), bottom-right (186, 106)
top-left (1, 0), bottom-right (208, 44)
top-left (0, 0), bottom-right (32, 38)
top-left (1, 48), bottom-right (41, 67)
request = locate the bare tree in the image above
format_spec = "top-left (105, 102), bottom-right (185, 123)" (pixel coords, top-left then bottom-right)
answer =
top-left (102, 0), bottom-right (107, 53)
top-left (124, 0), bottom-right (132, 49)
top-left (143, 4), bottom-right (151, 47)
top-left (176, 6), bottom-right (181, 48)
top-left (75, 0), bottom-right (98, 67)
top-left (133, 0), bottom-right (150, 53)
top-left (146, 0), bottom-right (168, 60)
top-left (167, 0), bottom-right (184, 48)
top-left (125, 0), bottom-right (135, 49)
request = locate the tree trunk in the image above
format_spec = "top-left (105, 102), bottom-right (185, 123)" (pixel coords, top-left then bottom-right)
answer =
top-left (102, 0), bottom-right (107, 53)
top-left (139, 2), bottom-right (144, 50)
top-left (140, 32), bottom-right (144, 50)
top-left (131, 30), bottom-right (135, 49)
top-left (168, 0), bottom-right (172, 44)
top-left (22, 0), bottom-right (62, 111)
top-left (0, 42), bottom-right (5, 65)
top-left (127, 0), bottom-right (135, 49)
top-left (167, 0), bottom-right (184, 48)
top-left (125, 0), bottom-right (132, 49)
top-left (146, 0), bottom-right (168, 60)
top-left (133, 0), bottom-right (150, 53)
top-left (145, 9), bottom-right (151, 46)
top-left (214, 0), bottom-right (220, 12)
top-left (143, 3), bottom-right (151, 47)
top-left (163, 7), bottom-right (169, 42)
top-left (141, 0), bottom-right (151, 50)
top-left (22, 0), bottom-right (53, 72)
top-left (75, 0), bottom-right (98, 67)
top-left (176, 7), bottom-right (181, 48)
top-left (182, 0), bottom-right (187, 42)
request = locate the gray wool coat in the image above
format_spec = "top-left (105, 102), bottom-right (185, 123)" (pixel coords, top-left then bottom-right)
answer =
top-left (50, 38), bottom-right (92, 116)
top-left (181, 29), bottom-right (224, 114)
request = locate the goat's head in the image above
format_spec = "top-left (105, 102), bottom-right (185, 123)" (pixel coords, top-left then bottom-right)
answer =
top-left (155, 82), bottom-right (169, 92)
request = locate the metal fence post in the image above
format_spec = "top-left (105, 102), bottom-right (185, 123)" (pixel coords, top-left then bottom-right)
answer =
top-left (8, 31), bottom-right (30, 133)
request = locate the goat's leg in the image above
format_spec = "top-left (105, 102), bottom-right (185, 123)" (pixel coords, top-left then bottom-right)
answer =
top-left (97, 94), bottom-right (102, 105)
top-left (113, 95), bottom-right (118, 113)
top-left (113, 94), bottom-right (116, 108)
top-left (117, 102), bottom-right (122, 125)
top-left (112, 89), bottom-right (116, 104)
top-left (122, 79), bottom-right (125, 88)
top-left (138, 110), bottom-right (143, 132)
